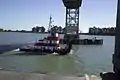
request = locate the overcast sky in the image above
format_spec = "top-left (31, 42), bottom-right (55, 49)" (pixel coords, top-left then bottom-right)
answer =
top-left (0, 0), bottom-right (117, 32)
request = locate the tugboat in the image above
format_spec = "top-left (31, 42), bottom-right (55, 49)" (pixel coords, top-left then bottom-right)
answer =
top-left (19, 15), bottom-right (72, 55)
top-left (19, 32), bottom-right (72, 55)
top-left (20, 33), bottom-right (58, 52)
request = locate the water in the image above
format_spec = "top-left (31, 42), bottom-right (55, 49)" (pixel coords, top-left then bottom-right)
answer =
top-left (0, 32), bottom-right (115, 76)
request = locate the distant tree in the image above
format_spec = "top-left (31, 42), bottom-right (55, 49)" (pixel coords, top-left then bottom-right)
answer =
top-left (51, 25), bottom-right (58, 33)
top-left (40, 26), bottom-right (45, 33)
top-left (16, 30), bottom-right (19, 32)
top-left (7, 30), bottom-right (12, 32)
top-left (4, 30), bottom-right (8, 32)
top-left (32, 27), bottom-right (36, 32)
top-left (62, 27), bottom-right (66, 34)
top-left (47, 25), bottom-right (64, 33)
top-left (21, 30), bottom-right (26, 32)
top-left (36, 26), bottom-right (40, 32)
top-left (0, 28), bottom-right (3, 32)
top-left (32, 26), bottom-right (46, 33)
top-left (93, 26), bottom-right (96, 29)
top-left (58, 26), bottom-right (62, 33)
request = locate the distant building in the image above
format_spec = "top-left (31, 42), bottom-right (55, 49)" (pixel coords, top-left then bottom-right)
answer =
top-left (89, 27), bottom-right (95, 34)
top-left (89, 26), bottom-right (116, 35)
top-left (89, 27), bottom-right (102, 34)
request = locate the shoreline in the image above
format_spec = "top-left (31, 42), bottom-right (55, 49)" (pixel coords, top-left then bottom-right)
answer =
top-left (0, 70), bottom-right (100, 80)
top-left (0, 31), bottom-right (115, 36)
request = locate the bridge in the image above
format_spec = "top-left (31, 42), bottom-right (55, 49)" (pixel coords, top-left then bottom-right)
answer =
top-left (62, 0), bottom-right (82, 40)
top-left (60, 0), bottom-right (103, 44)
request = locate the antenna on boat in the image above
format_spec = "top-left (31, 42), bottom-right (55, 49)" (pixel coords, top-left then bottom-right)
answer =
top-left (48, 15), bottom-right (54, 33)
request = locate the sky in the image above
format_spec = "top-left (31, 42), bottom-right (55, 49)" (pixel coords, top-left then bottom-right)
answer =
top-left (0, 0), bottom-right (117, 32)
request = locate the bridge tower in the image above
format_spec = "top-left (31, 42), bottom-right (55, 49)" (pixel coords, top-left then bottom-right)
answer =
top-left (62, 0), bottom-right (82, 40)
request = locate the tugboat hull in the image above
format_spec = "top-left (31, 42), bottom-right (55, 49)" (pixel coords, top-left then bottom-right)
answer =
top-left (20, 47), bottom-right (55, 53)
top-left (19, 33), bottom-right (73, 55)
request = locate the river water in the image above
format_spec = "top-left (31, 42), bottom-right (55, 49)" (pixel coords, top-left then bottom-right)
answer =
top-left (0, 32), bottom-right (115, 76)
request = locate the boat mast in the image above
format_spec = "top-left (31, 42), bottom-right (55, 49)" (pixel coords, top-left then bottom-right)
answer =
top-left (48, 15), bottom-right (53, 33)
